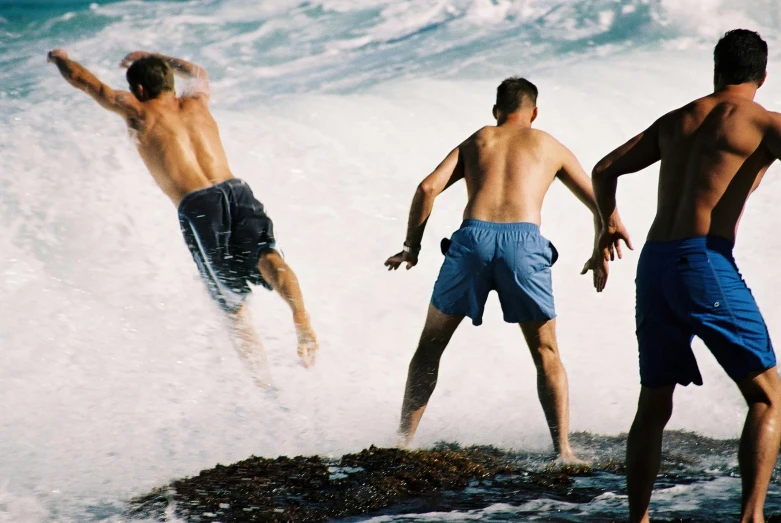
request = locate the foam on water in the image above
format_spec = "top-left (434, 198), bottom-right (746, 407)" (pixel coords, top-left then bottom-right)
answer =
top-left (2, 1), bottom-right (781, 520)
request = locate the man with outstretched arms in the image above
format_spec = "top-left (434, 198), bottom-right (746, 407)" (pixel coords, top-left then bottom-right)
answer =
top-left (48, 49), bottom-right (318, 385)
top-left (386, 77), bottom-right (628, 462)
top-left (592, 29), bottom-right (781, 523)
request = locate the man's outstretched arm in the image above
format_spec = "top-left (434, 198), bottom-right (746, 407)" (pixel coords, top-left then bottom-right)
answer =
top-left (385, 145), bottom-right (465, 270)
top-left (120, 50), bottom-right (210, 101)
top-left (47, 49), bottom-right (140, 119)
top-left (592, 119), bottom-right (660, 260)
top-left (555, 143), bottom-right (628, 292)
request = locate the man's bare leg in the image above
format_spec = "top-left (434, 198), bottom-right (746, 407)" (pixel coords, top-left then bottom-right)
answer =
top-left (626, 385), bottom-right (675, 523)
top-left (226, 304), bottom-right (273, 388)
top-left (398, 304), bottom-right (464, 447)
top-left (519, 319), bottom-right (582, 463)
top-left (736, 368), bottom-right (781, 523)
top-left (257, 248), bottom-right (318, 368)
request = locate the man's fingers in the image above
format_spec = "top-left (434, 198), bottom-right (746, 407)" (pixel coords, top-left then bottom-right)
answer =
top-left (615, 241), bottom-right (623, 259)
top-left (119, 51), bottom-right (146, 68)
top-left (47, 48), bottom-right (66, 63)
top-left (624, 235), bottom-right (635, 251)
top-left (384, 257), bottom-right (401, 270)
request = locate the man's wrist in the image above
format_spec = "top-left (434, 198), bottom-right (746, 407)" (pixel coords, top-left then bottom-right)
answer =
top-left (403, 241), bottom-right (421, 254)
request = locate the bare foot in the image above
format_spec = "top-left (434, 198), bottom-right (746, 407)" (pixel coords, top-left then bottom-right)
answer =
top-left (395, 431), bottom-right (413, 449)
top-left (547, 453), bottom-right (592, 473)
top-left (251, 374), bottom-right (273, 389)
top-left (239, 346), bottom-right (274, 389)
top-left (555, 454), bottom-right (590, 466)
top-left (296, 323), bottom-right (318, 368)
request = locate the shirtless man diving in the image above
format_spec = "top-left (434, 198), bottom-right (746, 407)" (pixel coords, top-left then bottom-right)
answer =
top-left (47, 49), bottom-right (318, 384)
top-left (592, 29), bottom-right (781, 523)
top-left (385, 77), bottom-right (629, 461)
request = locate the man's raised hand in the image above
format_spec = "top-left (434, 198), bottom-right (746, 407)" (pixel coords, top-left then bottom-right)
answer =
top-left (119, 51), bottom-right (151, 69)
top-left (47, 48), bottom-right (68, 63)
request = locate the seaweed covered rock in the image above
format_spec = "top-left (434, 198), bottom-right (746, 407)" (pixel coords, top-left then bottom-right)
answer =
top-left (128, 431), bottom-right (771, 522)
top-left (128, 444), bottom-right (585, 522)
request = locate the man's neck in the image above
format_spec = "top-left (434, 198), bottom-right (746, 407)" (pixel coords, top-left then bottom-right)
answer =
top-left (713, 83), bottom-right (759, 101)
top-left (497, 112), bottom-right (533, 128)
top-left (137, 91), bottom-right (177, 104)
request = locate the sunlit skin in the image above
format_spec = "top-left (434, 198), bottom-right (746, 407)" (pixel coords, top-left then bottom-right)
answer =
top-left (386, 95), bottom-right (630, 463)
top-left (47, 49), bottom-right (318, 378)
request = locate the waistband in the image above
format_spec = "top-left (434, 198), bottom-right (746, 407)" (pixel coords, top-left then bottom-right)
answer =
top-left (642, 235), bottom-right (734, 256)
top-left (178, 178), bottom-right (245, 212)
top-left (460, 219), bottom-right (540, 233)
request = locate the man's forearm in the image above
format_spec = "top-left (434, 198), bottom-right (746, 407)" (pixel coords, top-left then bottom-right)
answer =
top-left (53, 57), bottom-right (91, 89)
top-left (52, 56), bottom-right (107, 100)
top-left (593, 171), bottom-right (619, 229)
top-left (404, 186), bottom-right (436, 249)
top-left (591, 214), bottom-right (602, 252)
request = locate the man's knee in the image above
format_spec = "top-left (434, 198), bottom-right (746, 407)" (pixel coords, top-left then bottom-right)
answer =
top-left (258, 247), bottom-right (283, 268)
top-left (412, 336), bottom-right (449, 363)
top-left (257, 248), bottom-right (291, 283)
top-left (530, 342), bottom-right (561, 368)
top-left (636, 387), bottom-right (675, 425)
top-left (738, 367), bottom-right (781, 407)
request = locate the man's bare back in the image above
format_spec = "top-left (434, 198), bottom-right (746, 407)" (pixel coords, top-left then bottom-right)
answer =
top-left (594, 90), bottom-right (781, 248)
top-left (131, 95), bottom-right (233, 205)
top-left (460, 125), bottom-right (598, 225)
top-left (646, 93), bottom-right (781, 242)
top-left (48, 49), bottom-right (318, 378)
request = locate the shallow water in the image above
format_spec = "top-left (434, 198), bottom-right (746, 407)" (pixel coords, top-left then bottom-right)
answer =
top-left (2, 1), bottom-right (781, 521)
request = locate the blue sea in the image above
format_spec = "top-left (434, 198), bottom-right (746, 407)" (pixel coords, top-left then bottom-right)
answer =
top-left (2, 0), bottom-right (781, 521)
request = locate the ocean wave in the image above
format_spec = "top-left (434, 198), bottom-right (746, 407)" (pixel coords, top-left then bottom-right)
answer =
top-left (3, 0), bottom-right (780, 100)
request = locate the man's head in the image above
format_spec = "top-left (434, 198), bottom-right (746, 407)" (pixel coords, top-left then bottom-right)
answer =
top-left (713, 29), bottom-right (767, 89)
top-left (126, 56), bottom-right (174, 100)
top-left (493, 77), bottom-right (538, 124)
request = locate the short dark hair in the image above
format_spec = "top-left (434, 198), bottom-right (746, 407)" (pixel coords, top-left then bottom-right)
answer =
top-left (126, 56), bottom-right (174, 98)
top-left (714, 29), bottom-right (767, 85)
top-left (495, 77), bottom-right (538, 114)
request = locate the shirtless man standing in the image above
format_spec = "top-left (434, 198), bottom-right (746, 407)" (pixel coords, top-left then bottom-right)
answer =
top-left (385, 77), bottom-right (629, 461)
top-left (592, 29), bottom-right (781, 523)
top-left (47, 49), bottom-right (318, 383)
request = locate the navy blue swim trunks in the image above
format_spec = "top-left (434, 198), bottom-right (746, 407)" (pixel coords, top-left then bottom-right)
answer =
top-left (636, 236), bottom-right (775, 387)
top-left (431, 220), bottom-right (558, 326)
top-left (178, 179), bottom-right (276, 313)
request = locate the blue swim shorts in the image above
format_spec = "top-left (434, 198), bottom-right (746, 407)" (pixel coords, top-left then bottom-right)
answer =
top-left (431, 219), bottom-right (558, 326)
top-left (636, 236), bottom-right (775, 387)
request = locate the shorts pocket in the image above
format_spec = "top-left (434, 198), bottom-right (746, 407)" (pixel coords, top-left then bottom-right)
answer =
top-left (548, 240), bottom-right (559, 267)
top-left (520, 238), bottom-right (556, 275)
top-left (445, 229), bottom-right (475, 259)
top-left (677, 253), bottom-right (725, 311)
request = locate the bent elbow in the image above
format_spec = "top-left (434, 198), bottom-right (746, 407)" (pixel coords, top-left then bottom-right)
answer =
top-left (417, 181), bottom-right (437, 196)
top-left (591, 160), bottom-right (612, 182)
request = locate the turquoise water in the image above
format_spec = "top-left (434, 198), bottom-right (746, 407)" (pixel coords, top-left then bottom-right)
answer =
top-left (2, 1), bottom-right (781, 521)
